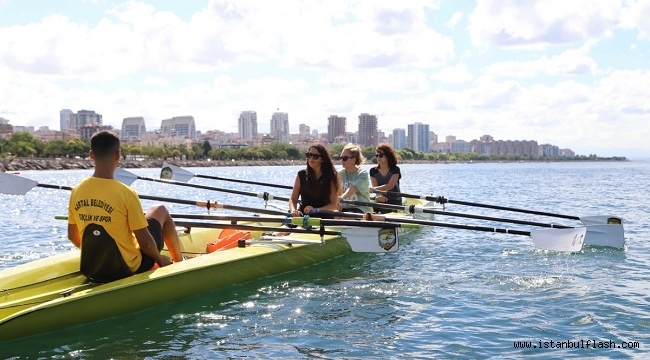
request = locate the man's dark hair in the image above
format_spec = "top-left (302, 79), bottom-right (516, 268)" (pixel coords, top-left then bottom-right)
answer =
top-left (90, 131), bottom-right (121, 159)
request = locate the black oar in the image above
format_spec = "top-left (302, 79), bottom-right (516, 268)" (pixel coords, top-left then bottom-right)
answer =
top-left (374, 189), bottom-right (620, 222)
top-left (171, 220), bottom-right (400, 253)
top-left (0, 172), bottom-right (285, 216)
top-left (370, 191), bottom-right (625, 248)
top-left (161, 163), bottom-right (293, 190)
top-left (312, 209), bottom-right (586, 252)
top-left (170, 213), bottom-right (405, 229)
top-left (341, 199), bottom-right (573, 229)
top-left (115, 168), bottom-right (291, 202)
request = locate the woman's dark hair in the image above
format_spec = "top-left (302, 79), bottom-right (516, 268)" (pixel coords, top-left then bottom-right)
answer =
top-left (376, 143), bottom-right (398, 169)
top-left (306, 144), bottom-right (340, 198)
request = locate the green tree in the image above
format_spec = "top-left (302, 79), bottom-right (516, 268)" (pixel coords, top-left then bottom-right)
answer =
top-left (43, 139), bottom-right (68, 157)
top-left (201, 140), bottom-right (212, 157)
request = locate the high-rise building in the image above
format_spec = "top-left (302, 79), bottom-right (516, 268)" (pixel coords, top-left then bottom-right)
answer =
top-left (358, 113), bottom-right (378, 148)
top-left (393, 128), bottom-right (406, 150)
top-left (270, 112), bottom-right (289, 143)
top-left (238, 111), bottom-right (257, 140)
top-left (121, 117), bottom-right (146, 141)
top-left (160, 116), bottom-right (196, 138)
top-left (299, 124), bottom-right (311, 140)
top-left (407, 122), bottom-right (430, 152)
top-left (70, 110), bottom-right (102, 130)
top-left (327, 115), bottom-right (346, 144)
top-left (59, 109), bottom-right (73, 131)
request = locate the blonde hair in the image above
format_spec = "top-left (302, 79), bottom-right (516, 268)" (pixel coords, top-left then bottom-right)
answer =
top-left (343, 143), bottom-right (366, 166)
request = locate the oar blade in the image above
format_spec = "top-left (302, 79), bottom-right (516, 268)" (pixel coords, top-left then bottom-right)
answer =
top-left (114, 168), bottom-right (138, 186)
top-left (161, 163), bottom-right (194, 182)
top-left (584, 224), bottom-right (625, 248)
top-left (0, 172), bottom-right (38, 195)
top-left (530, 227), bottom-right (586, 252)
top-left (342, 227), bottom-right (399, 253)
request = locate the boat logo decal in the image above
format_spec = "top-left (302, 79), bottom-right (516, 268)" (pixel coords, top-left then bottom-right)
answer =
top-left (378, 228), bottom-right (397, 251)
top-left (93, 230), bottom-right (101, 236)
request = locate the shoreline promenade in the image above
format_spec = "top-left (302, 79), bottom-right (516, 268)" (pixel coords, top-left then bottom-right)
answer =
top-left (0, 158), bottom-right (302, 172)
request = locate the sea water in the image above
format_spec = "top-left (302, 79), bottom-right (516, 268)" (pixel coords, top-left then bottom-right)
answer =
top-left (0, 161), bottom-right (648, 359)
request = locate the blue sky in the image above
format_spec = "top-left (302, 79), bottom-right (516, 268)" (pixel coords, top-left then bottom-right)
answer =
top-left (1, 0), bottom-right (649, 157)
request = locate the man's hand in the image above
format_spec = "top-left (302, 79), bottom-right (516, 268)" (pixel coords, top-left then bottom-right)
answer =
top-left (156, 254), bottom-right (173, 267)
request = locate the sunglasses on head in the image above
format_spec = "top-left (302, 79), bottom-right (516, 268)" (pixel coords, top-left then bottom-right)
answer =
top-left (305, 152), bottom-right (321, 159)
top-left (375, 153), bottom-right (385, 158)
top-left (339, 156), bottom-right (352, 161)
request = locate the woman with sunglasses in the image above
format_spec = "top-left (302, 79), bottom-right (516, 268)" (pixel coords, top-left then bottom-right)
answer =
top-left (337, 143), bottom-right (372, 214)
top-left (370, 143), bottom-right (402, 213)
top-left (288, 144), bottom-right (340, 218)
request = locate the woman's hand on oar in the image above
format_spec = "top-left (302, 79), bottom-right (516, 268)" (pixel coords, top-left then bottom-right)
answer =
top-left (160, 163), bottom-right (293, 190)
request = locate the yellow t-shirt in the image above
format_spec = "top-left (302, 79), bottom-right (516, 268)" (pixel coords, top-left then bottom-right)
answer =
top-left (68, 177), bottom-right (149, 271)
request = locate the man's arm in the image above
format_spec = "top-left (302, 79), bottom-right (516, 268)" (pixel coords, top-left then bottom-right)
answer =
top-left (67, 224), bottom-right (81, 248)
top-left (133, 228), bottom-right (172, 267)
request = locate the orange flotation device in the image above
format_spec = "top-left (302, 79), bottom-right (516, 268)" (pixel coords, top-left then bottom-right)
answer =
top-left (206, 229), bottom-right (252, 253)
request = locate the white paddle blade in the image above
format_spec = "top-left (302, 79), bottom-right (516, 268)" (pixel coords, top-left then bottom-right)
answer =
top-left (531, 227), bottom-right (586, 252)
top-left (0, 172), bottom-right (38, 195)
top-left (584, 224), bottom-right (625, 248)
top-left (161, 163), bottom-right (194, 182)
top-left (113, 168), bottom-right (138, 186)
top-left (342, 227), bottom-right (399, 253)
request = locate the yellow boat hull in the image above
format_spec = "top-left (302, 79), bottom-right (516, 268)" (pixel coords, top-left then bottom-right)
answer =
top-left (0, 200), bottom-right (430, 342)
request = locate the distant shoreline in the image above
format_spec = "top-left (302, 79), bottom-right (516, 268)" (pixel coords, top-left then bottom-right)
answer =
top-left (1, 157), bottom-right (629, 172)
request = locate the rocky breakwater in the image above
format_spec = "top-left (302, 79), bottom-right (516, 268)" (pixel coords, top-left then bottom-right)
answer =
top-left (2, 158), bottom-right (299, 171)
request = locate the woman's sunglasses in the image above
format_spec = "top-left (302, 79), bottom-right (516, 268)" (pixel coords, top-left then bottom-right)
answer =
top-left (375, 153), bottom-right (385, 158)
top-left (305, 152), bottom-right (322, 159)
top-left (339, 156), bottom-right (352, 161)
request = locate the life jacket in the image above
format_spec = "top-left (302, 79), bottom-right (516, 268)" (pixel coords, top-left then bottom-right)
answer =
top-left (206, 229), bottom-right (252, 253)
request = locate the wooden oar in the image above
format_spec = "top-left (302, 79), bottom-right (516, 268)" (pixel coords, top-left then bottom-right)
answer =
top-left (366, 192), bottom-right (625, 249)
top-left (161, 163), bottom-right (293, 190)
top-left (313, 209), bottom-right (586, 252)
top-left (0, 172), bottom-right (284, 216)
top-left (115, 168), bottom-right (291, 202)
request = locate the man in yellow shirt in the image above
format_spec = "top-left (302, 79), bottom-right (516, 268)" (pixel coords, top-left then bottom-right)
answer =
top-left (68, 131), bottom-right (183, 282)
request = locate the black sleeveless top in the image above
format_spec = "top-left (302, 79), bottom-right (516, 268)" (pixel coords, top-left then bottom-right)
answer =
top-left (297, 169), bottom-right (330, 212)
top-left (369, 165), bottom-right (402, 204)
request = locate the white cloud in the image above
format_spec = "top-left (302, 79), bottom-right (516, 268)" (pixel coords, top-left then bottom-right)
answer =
top-left (485, 43), bottom-right (599, 78)
top-left (620, 0), bottom-right (650, 40)
top-left (468, 0), bottom-right (622, 48)
top-left (1, 0), bottom-right (648, 156)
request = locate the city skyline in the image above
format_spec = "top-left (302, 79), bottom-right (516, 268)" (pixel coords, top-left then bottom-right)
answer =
top-left (1, 1), bottom-right (649, 158)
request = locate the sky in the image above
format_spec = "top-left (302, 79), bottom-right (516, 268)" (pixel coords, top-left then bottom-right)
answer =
top-left (1, 0), bottom-right (649, 158)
